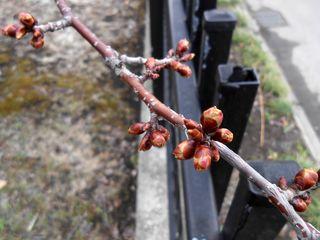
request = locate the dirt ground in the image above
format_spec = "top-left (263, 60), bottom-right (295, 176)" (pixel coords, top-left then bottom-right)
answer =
top-left (0, 0), bottom-right (145, 239)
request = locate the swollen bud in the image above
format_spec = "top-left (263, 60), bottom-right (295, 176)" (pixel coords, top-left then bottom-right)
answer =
top-left (193, 145), bottom-right (212, 171)
top-left (19, 12), bottom-right (37, 28)
top-left (150, 130), bottom-right (166, 148)
top-left (177, 64), bottom-right (192, 78)
top-left (176, 39), bottom-right (190, 55)
top-left (212, 128), bottom-right (233, 144)
top-left (33, 29), bottom-right (43, 38)
top-left (138, 133), bottom-right (152, 151)
top-left (169, 61), bottom-right (181, 71)
top-left (30, 36), bottom-right (44, 49)
top-left (15, 26), bottom-right (27, 40)
top-left (187, 129), bottom-right (203, 142)
top-left (173, 139), bottom-right (196, 160)
top-left (291, 197), bottom-right (308, 212)
top-left (278, 176), bottom-right (288, 190)
top-left (145, 57), bottom-right (155, 69)
top-left (301, 193), bottom-right (312, 206)
top-left (200, 107), bottom-right (223, 134)
top-left (1, 24), bottom-right (19, 38)
top-left (294, 169), bottom-right (318, 190)
top-left (210, 144), bottom-right (220, 162)
top-left (184, 118), bottom-right (201, 130)
top-left (128, 122), bottom-right (147, 135)
top-left (158, 125), bottom-right (170, 141)
top-left (180, 53), bottom-right (195, 62)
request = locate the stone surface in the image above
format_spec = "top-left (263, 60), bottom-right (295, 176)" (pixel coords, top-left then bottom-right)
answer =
top-left (0, 0), bottom-right (144, 239)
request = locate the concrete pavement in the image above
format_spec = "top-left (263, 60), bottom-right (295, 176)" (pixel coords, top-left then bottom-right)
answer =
top-left (246, 0), bottom-right (320, 163)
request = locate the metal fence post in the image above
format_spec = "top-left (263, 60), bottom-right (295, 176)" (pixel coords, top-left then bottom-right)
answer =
top-left (197, 10), bottom-right (237, 110)
top-left (211, 64), bottom-right (259, 211)
top-left (223, 160), bottom-right (300, 240)
top-left (165, 0), bottom-right (221, 239)
top-left (187, 0), bottom-right (217, 73)
top-left (149, 0), bottom-right (164, 102)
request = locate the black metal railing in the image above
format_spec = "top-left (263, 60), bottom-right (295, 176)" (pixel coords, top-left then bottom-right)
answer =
top-left (149, 0), bottom-right (300, 239)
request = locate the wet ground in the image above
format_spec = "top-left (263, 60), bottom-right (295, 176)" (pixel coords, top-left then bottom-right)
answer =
top-left (0, 0), bottom-right (144, 239)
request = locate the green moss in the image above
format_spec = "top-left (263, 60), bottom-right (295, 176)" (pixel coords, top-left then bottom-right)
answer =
top-left (0, 58), bottom-right (51, 116)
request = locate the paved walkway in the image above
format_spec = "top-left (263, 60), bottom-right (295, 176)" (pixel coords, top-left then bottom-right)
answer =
top-left (246, 0), bottom-right (320, 163)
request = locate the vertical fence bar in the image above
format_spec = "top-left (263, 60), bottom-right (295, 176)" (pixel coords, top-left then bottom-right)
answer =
top-left (223, 161), bottom-right (300, 240)
top-left (150, 0), bottom-right (164, 102)
top-left (197, 10), bottom-right (237, 110)
top-left (211, 64), bottom-right (259, 211)
top-left (189, 0), bottom-right (217, 73)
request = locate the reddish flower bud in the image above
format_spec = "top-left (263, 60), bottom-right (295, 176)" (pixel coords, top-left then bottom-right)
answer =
top-left (187, 128), bottom-right (203, 142)
top-left (177, 64), bottom-right (192, 78)
top-left (150, 130), bottom-right (166, 148)
top-left (30, 36), bottom-right (44, 49)
top-left (291, 197), bottom-right (308, 212)
top-left (176, 39), bottom-right (190, 55)
top-left (128, 122), bottom-right (146, 135)
top-left (173, 139), bottom-right (196, 160)
top-left (19, 12), bottom-right (37, 28)
top-left (278, 176), bottom-right (288, 190)
top-left (180, 53), bottom-right (195, 62)
top-left (1, 24), bottom-right (19, 38)
top-left (15, 26), bottom-right (27, 40)
top-left (33, 29), bottom-right (43, 38)
top-left (145, 57), bottom-right (155, 69)
top-left (193, 145), bottom-right (212, 171)
top-left (149, 73), bottom-right (160, 80)
top-left (138, 133), bottom-right (152, 151)
top-left (212, 128), bottom-right (233, 144)
top-left (169, 60), bottom-right (181, 71)
top-left (167, 49), bottom-right (175, 57)
top-left (294, 169), bottom-right (318, 190)
top-left (200, 107), bottom-right (223, 134)
top-left (142, 123), bottom-right (151, 132)
top-left (301, 193), bottom-right (312, 206)
top-left (210, 143), bottom-right (220, 162)
top-left (158, 125), bottom-right (170, 141)
top-left (184, 118), bottom-right (201, 130)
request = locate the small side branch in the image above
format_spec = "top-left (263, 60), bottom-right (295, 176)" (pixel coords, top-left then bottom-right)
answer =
top-left (35, 17), bottom-right (71, 33)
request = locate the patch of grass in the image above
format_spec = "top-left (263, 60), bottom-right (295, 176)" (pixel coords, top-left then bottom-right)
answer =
top-left (267, 98), bottom-right (292, 117)
top-left (303, 191), bottom-right (320, 229)
top-left (0, 218), bottom-right (5, 234)
top-left (235, 11), bottom-right (248, 28)
top-left (219, 0), bottom-right (242, 7)
top-left (232, 29), bottom-right (288, 98)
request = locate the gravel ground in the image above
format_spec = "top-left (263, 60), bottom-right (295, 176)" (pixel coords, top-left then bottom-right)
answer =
top-left (0, 0), bottom-right (144, 239)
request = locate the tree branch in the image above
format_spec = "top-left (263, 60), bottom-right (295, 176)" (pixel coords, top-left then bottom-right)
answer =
top-left (35, 17), bottom-right (71, 33)
top-left (53, 1), bottom-right (320, 239)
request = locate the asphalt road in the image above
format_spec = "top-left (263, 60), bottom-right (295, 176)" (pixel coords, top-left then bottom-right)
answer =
top-left (247, 0), bottom-right (320, 157)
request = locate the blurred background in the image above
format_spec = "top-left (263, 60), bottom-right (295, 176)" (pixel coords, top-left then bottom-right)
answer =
top-left (0, 0), bottom-right (144, 239)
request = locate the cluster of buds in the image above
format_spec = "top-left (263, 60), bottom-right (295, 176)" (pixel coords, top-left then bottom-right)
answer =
top-left (1, 12), bottom-right (44, 49)
top-left (128, 122), bottom-right (170, 151)
top-left (144, 39), bottom-right (195, 81)
top-left (278, 169), bottom-right (319, 212)
top-left (173, 107), bottom-right (233, 171)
